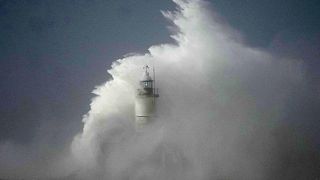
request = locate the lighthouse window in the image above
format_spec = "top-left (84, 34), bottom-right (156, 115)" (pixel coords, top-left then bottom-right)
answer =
top-left (142, 81), bottom-right (152, 88)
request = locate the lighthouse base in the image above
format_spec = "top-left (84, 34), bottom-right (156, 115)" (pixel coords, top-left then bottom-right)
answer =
top-left (135, 116), bottom-right (152, 129)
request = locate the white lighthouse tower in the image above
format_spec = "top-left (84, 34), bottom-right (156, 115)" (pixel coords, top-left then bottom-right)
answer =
top-left (135, 65), bottom-right (159, 128)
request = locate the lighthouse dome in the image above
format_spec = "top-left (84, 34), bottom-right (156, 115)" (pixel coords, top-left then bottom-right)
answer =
top-left (141, 70), bottom-right (152, 81)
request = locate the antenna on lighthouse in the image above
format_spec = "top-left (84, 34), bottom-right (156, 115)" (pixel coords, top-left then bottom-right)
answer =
top-left (153, 66), bottom-right (156, 104)
top-left (143, 65), bottom-right (149, 73)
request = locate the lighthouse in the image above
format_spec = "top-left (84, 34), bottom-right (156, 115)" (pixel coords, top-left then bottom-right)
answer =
top-left (135, 65), bottom-right (159, 128)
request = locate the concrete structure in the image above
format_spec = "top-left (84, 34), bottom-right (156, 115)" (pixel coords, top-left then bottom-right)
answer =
top-left (135, 65), bottom-right (159, 128)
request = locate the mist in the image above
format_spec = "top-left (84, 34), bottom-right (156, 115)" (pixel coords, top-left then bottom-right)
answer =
top-left (1, 0), bottom-right (319, 179)
top-left (69, 0), bottom-right (320, 179)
